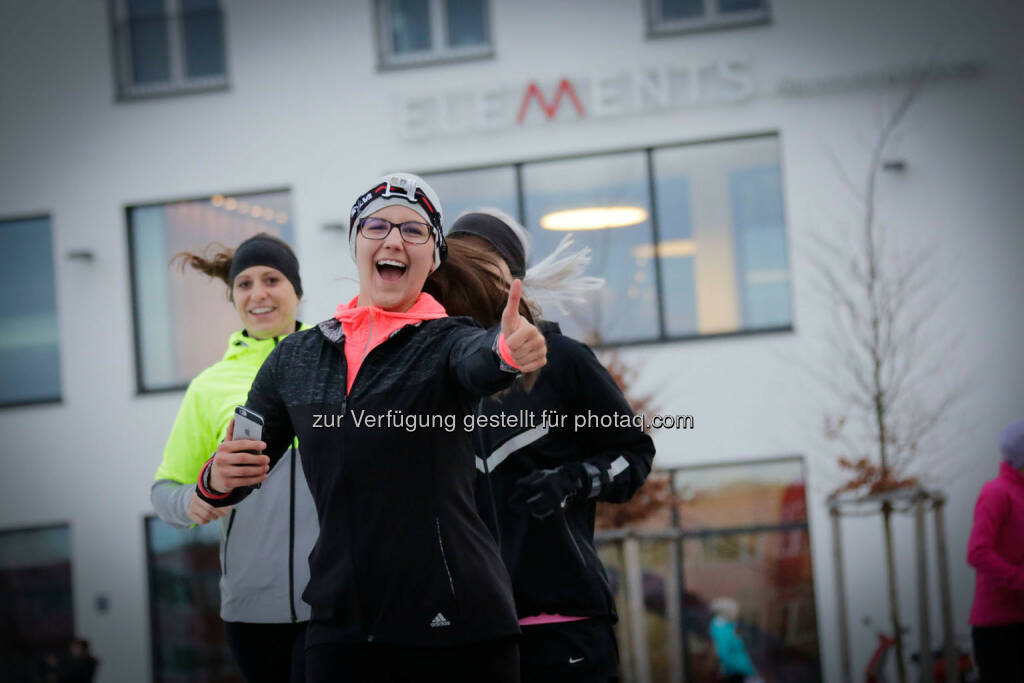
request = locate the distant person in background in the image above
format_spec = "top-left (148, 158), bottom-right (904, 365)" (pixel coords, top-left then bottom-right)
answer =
top-left (428, 209), bottom-right (656, 683)
top-left (967, 418), bottom-right (1024, 683)
top-left (709, 597), bottom-right (757, 683)
top-left (150, 233), bottom-right (317, 683)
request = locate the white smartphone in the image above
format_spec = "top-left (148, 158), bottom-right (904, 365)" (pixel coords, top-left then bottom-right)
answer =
top-left (233, 406), bottom-right (265, 488)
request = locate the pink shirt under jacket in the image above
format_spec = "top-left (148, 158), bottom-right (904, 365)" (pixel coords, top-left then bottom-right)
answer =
top-left (967, 462), bottom-right (1024, 626)
top-left (334, 293), bottom-right (518, 393)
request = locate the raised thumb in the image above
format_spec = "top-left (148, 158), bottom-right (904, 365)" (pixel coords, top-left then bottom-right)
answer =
top-left (502, 279), bottom-right (523, 335)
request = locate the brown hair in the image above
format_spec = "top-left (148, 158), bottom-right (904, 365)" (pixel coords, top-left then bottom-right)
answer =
top-left (425, 236), bottom-right (540, 391)
top-left (170, 243), bottom-right (235, 298)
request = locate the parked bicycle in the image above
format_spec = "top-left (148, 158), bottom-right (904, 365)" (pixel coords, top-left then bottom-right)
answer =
top-left (863, 617), bottom-right (976, 683)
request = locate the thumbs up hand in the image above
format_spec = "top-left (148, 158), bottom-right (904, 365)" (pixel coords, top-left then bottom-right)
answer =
top-left (500, 279), bottom-right (547, 373)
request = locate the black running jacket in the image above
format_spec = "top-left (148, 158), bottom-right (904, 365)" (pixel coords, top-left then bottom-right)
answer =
top-left (473, 322), bottom-right (656, 621)
top-left (198, 316), bottom-right (521, 647)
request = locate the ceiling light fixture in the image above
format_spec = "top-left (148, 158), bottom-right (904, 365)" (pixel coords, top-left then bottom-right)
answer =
top-left (540, 206), bottom-right (648, 231)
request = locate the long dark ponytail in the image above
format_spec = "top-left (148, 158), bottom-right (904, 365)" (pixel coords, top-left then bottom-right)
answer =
top-left (425, 236), bottom-right (540, 390)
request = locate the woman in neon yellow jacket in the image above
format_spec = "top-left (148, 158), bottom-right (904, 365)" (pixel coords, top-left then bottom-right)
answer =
top-left (151, 233), bottom-right (317, 683)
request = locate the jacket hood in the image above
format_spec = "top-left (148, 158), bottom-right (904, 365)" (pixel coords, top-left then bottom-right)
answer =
top-left (999, 460), bottom-right (1024, 487)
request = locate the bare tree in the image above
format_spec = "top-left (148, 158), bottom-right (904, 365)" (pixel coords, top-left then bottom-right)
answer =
top-left (808, 70), bottom-right (965, 683)
top-left (594, 349), bottom-right (672, 529)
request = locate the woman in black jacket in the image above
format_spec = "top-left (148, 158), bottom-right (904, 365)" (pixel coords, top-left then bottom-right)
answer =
top-left (196, 174), bottom-right (547, 683)
top-left (430, 209), bottom-right (656, 683)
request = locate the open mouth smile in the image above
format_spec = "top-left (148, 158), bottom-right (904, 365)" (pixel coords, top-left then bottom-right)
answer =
top-left (376, 259), bottom-right (408, 282)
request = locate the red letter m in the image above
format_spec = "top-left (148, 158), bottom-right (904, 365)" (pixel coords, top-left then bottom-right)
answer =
top-left (516, 79), bottom-right (586, 124)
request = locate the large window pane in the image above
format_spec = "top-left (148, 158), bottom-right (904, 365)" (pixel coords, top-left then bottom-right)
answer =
top-left (682, 529), bottom-right (820, 682)
top-left (181, 0), bottom-right (226, 79)
top-left (128, 0), bottom-right (172, 85)
top-left (0, 525), bottom-right (73, 680)
top-left (390, 0), bottom-right (432, 55)
top-left (146, 516), bottom-right (241, 683)
top-left (730, 163), bottom-right (790, 328)
top-left (523, 153), bottom-right (658, 344)
top-left (0, 216), bottom-right (61, 406)
top-left (421, 166), bottom-right (518, 230)
top-left (596, 457), bottom-right (819, 681)
top-left (671, 458), bottom-right (807, 531)
top-left (446, 0), bottom-right (486, 48)
top-left (423, 134), bottom-right (790, 346)
top-left (653, 137), bottom-right (791, 336)
top-left (129, 190), bottom-right (294, 392)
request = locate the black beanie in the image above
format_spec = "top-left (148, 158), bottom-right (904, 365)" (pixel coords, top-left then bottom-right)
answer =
top-left (228, 233), bottom-right (303, 297)
top-left (449, 212), bottom-right (527, 278)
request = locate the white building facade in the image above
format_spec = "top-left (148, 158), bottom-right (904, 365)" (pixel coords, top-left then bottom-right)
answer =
top-left (1, 1), bottom-right (1022, 681)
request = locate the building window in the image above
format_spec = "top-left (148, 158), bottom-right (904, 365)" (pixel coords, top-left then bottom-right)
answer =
top-left (646, 0), bottom-right (770, 37)
top-left (0, 216), bottom-right (61, 407)
top-left (111, 0), bottom-right (228, 99)
top-left (595, 457), bottom-right (820, 681)
top-left (145, 516), bottom-right (240, 682)
top-left (127, 189), bottom-right (294, 393)
top-left (422, 133), bottom-right (792, 347)
top-left (423, 166), bottom-right (518, 228)
top-left (376, 0), bottom-right (492, 69)
top-left (0, 525), bottom-right (74, 680)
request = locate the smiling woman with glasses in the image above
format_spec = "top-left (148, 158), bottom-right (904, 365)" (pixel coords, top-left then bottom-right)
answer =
top-left (195, 173), bottom-right (548, 682)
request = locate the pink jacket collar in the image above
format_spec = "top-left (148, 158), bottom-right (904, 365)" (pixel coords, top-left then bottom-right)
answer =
top-left (334, 292), bottom-right (447, 326)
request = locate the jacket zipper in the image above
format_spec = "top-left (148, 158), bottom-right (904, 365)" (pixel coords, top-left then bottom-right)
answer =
top-left (435, 517), bottom-right (456, 597)
top-left (478, 399), bottom-right (503, 550)
top-left (288, 440), bottom-right (298, 623)
top-left (272, 334), bottom-right (300, 623)
top-left (222, 509), bottom-right (237, 576)
top-left (562, 514), bottom-right (587, 567)
top-left (362, 310), bottom-right (374, 366)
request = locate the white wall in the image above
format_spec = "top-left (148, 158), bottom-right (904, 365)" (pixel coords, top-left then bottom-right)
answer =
top-left (1, 1), bottom-right (1021, 681)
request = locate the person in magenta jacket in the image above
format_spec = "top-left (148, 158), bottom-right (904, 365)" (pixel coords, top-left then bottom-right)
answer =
top-left (967, 418), bottom-right (1024, 682)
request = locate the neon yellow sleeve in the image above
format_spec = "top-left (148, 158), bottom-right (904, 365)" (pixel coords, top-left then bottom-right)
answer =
top-left (154, 381), bottom-right (222, 484)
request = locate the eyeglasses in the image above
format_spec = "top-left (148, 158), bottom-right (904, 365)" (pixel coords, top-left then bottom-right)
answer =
top-left (358, 217), bottom-right (433, 245)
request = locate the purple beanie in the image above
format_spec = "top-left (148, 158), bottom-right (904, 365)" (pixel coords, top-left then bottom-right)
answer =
top-left (1000, 419), bottom-right (1024, 469)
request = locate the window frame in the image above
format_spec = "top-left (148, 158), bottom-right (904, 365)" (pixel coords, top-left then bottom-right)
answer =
top-left (418, 130), bottom-right (794, 350)
top-left (124, 186), bottom-right (292, 395)
top-left (374, 0), bottom-right (494, 71)
top-left (0, 212), bottom-right (62, 410)
top-left (644, 0), bottom-right (771, 38)
top-left (108, 0), bottom-right (230, 101)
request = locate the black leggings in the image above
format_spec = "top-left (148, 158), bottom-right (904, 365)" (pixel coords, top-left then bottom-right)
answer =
top-left (519, 618), bottom-right (620, 683)
top-left (305, 636), bottom-right (519, 683)
top-left (973, 623), bottom-right (1024, 683)
top-left (224, 621), bottom-right (307, 683)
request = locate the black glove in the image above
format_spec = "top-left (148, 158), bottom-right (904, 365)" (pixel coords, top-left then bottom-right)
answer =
top-left (509, 464), bottom-right (587, 519)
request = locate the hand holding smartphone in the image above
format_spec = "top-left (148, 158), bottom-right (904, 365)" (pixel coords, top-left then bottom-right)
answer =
top-left (233, 406), bottom-right (265, 488)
